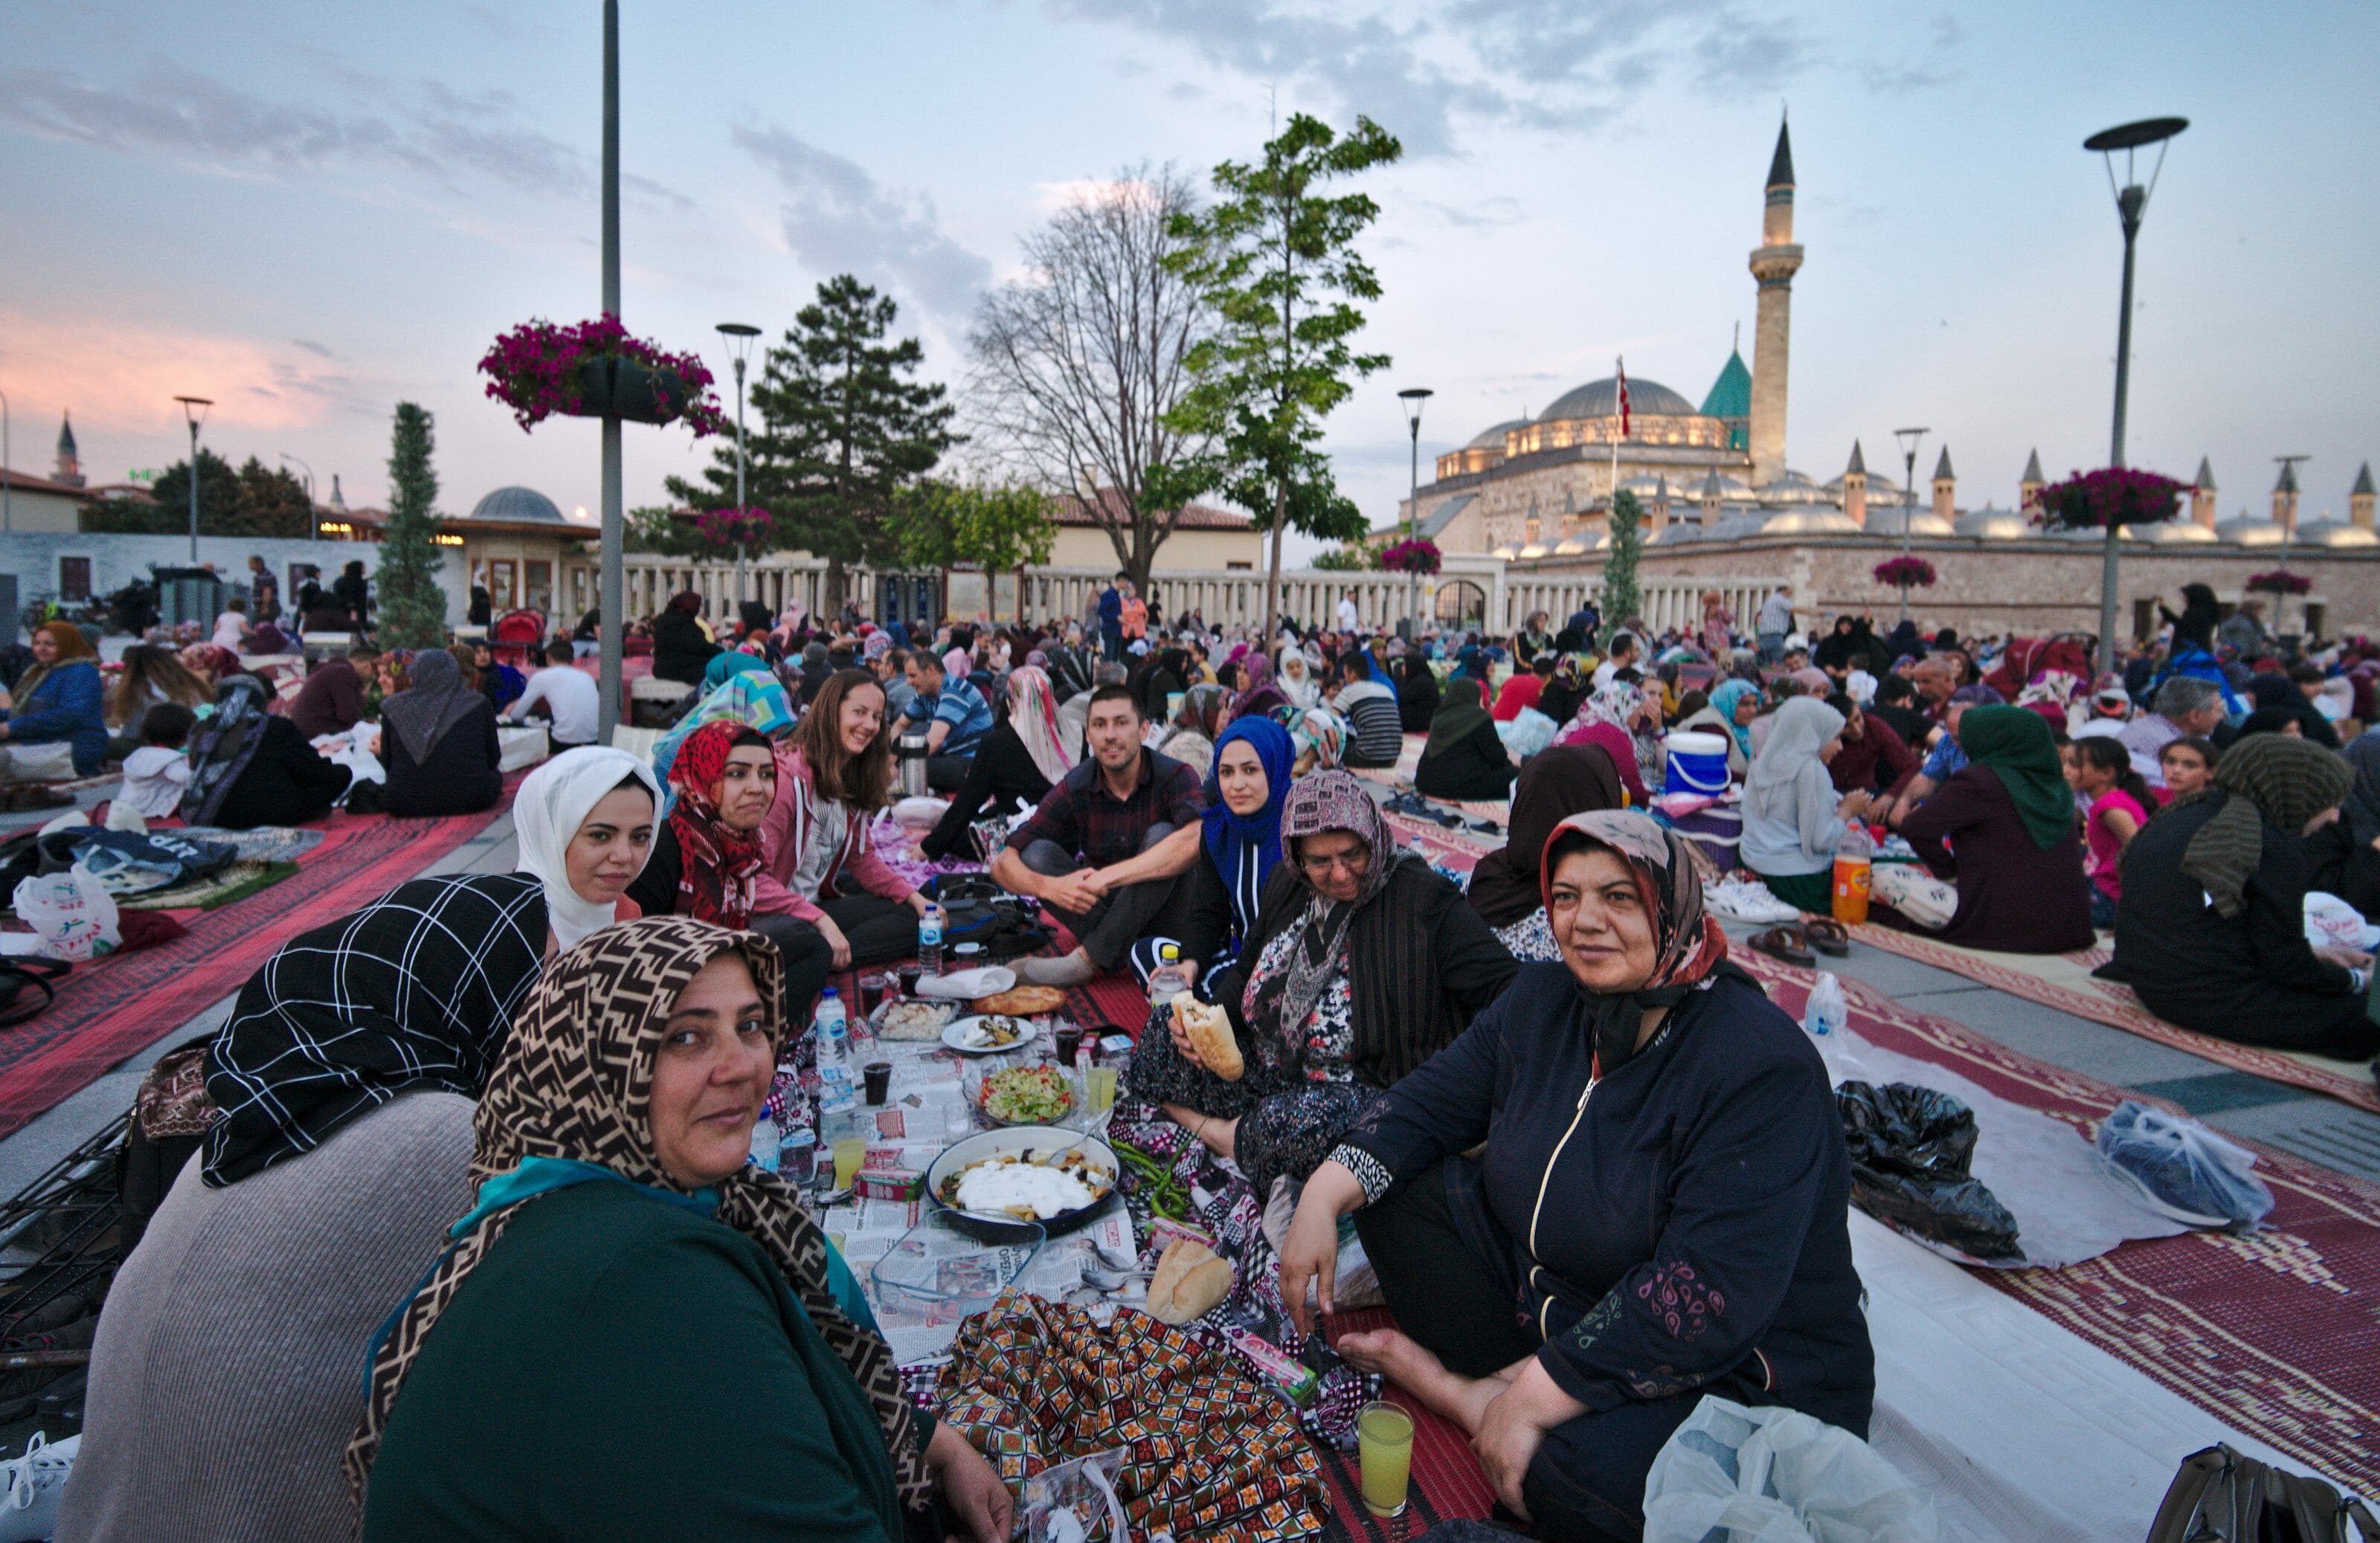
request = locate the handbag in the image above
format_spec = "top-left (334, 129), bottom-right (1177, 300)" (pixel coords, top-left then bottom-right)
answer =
top-left (0, 957), bottom-right (69, 1028)
top-left (2146, 1444), bottom-right (2378, 1542)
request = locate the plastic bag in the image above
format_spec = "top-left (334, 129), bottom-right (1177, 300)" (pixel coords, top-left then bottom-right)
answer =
top-left (1644, 1395), bottom-right (1938, 1543)
top-left (1801, 972), bottom-right (1846, 1037)
top-left (1023, 1447), bottom-right (1130, 1543)
top-left (2302, 891), bottom-right (2378, 953)
top-left (2094, 1100), bottom-right (2274, 1231)
top-left (12, 863), bottom-right (120, 961)
top-left (1836, 1080), bottom-right (2022, 1261)
top-left (1869, 863), bottom-right (1956, 930)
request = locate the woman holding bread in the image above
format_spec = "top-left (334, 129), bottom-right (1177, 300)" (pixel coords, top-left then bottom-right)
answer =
top-left (1132, 717), bottom-right (1295, 988)
top-left (1276, 811), bottom-right (1871, 1542)
top-left (1122, 770), bottom-right (1519, 1198)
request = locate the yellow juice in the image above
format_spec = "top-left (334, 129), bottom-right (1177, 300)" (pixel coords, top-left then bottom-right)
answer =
top-left (1087, 1066), bottom-right (1118, 1113)
top-left (1357, 1402), bottom-right (1413, 1517)
top-left (833, 1137), bottom-right (866, 1191)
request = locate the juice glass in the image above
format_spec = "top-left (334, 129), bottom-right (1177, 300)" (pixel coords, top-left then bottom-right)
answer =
top-left (1087, 1066), bottom-right (1118, 1114)
top-left (1357, 1401), bottom-right (1413, 1517)
top-left (832, 1137), bottom-right (867, 1191)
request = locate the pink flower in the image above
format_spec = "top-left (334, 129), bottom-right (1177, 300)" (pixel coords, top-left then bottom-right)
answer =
top-left (476, 313), bottom-right (731, 438)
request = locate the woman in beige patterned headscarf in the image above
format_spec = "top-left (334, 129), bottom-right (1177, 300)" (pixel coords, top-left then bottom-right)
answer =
top-left (348, 915), bottom-right (1010, 1542)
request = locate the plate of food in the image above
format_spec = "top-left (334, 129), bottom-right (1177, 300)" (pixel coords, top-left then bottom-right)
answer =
top-left (973, 985), bottom-right (1068, 1017)
top-left (942, 1015), bottom-right (1039, 1055)
top-left (968, 1061), bottom-right (1075, 1128)
top-left (875, 998), bottom-right (959, 1042)
top-left (926, 1126), bottom-right (1119, 1240)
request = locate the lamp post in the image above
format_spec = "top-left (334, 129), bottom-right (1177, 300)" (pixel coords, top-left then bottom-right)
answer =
top-left (1892, 426), bottom-right (1928, 625)
top-left (174, 396), bottom-right (213, 562)
top-left (2084, 115), bottom-right (2187, 673)
top-left (1, 387), bottom-right (12, 535)
top-left (279, 452), bottom-right (315, 543)
top-left (716, 322), bottom-right (761, 611)
top-left (596, 0), bottom-right (624, 742)
top-left (1398, 387), bottom-right (1432, 637)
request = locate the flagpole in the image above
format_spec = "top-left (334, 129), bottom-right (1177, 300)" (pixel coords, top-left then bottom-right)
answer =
top-left (1608, 356), bottom-right (1624, 643)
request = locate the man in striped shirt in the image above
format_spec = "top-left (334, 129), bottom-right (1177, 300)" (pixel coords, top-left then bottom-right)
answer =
top-left (1335, 651), bottom-right (1405, 768)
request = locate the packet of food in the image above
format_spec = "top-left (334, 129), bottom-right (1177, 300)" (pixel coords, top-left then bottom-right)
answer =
top-left (1023, 1446), bottom-right (1129, 1543)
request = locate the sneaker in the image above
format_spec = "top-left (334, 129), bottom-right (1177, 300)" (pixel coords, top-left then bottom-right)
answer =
top-left (0, 1431), bottom-right (79, 1542)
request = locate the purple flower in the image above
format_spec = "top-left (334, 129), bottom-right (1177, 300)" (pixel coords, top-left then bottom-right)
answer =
top-left (476, 313), bottom-right (732, 437)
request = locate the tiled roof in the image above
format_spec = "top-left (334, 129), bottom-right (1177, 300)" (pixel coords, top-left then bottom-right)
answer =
top-left (1053, 490), bottom-right (1252, 530)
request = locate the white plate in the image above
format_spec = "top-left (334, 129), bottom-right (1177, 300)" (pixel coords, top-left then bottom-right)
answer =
top-left (942, 1015), bottom-right (1041, 1055)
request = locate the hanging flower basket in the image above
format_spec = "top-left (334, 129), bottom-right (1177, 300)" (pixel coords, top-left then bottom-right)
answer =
top-left (478, 314), bottom-right (731, 436)
top-left (2244, 569), bottom-right (2312, 596)
top-left (1377, 538), bottom-right (1441, 575)
top-left (1873, 555), bottom-right (1936, 589)
top-left (695, 505), bottom-right (774, 552)
top-left (2032, 466), bottom-right (2185, 530)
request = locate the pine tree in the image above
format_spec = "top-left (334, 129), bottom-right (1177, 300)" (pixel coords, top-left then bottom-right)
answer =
top-left (376, 402), bottom-right (449, 648)
top-left (1598, 489), bottom-right (1644, 649)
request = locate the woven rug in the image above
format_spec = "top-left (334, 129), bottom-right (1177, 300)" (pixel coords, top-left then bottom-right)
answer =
top-left (1736, 948), bottom-right (2380, 1492)
top-left (1315, 1310), bottom-right (1498, 1538)
top-left (118, 858), bottom-right (298, 911)
top-left (1846, 924), bottom-right (2380, 1115)
top-left (0, 782), bottom-right (521, 1139)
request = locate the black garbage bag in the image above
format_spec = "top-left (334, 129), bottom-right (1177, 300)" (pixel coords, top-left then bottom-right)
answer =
top-left (1836, 1080), bottom-right (2023, 1261)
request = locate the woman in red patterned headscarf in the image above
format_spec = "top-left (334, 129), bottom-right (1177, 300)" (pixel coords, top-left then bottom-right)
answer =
top-left (637, 720), bottom-right (774, 929)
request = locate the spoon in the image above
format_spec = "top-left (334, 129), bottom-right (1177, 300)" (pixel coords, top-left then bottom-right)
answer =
top-left (1078, 1260), bottom-right (1154, 1292)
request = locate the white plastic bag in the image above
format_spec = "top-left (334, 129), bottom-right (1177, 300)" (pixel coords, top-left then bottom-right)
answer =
top-left (1643, 1396), bottom-right (1937, 1543)
top-left (1801, 971), bottom-right (1846, 1037)
top-left (2094, 1100), bottom-right (2274, 1230)
top-left (11, 863), bottom-right (121, 961)
top-left (2302, 891), bottom-right (2379, 953)
top-left (1870, 863), bottom-right (1956, 931)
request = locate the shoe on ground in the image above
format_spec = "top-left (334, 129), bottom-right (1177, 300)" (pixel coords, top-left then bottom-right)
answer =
top-left (1017, 950), bottom-right (1099, 987)
top-left (0, 1431), bottom-right (80, 1542)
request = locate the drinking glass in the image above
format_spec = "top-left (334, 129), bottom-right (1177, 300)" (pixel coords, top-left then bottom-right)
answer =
top-left (1357, 1401), bottom-right (1414, 1518)
top-left (832, 1136), bottom-right (866, 1191)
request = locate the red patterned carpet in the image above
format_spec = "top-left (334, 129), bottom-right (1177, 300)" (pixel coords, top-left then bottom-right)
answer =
top-left (0, 782), bottom-right (523, 1138)
top-left (1316, 1308), bottom-right (1498, 1537)
top-left (1737, 950), bottom-right (2380, 1492)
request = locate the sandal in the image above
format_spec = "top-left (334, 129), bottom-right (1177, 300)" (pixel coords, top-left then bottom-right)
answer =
top-left (1801, 918), bottom-right (1851, 957)
top-left (1749, 926), bottom-right (1817, 967)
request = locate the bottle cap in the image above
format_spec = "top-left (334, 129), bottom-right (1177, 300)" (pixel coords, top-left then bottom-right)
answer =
top-left (821, 987), bottom-right (840, 999)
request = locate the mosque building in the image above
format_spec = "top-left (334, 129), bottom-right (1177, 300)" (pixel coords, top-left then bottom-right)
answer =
top-left (1395, 121), bottom-right (2380, 640)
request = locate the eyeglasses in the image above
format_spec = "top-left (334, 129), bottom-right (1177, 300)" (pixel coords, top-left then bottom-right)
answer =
top-left (1296, 848), bottom-right (1371, 877)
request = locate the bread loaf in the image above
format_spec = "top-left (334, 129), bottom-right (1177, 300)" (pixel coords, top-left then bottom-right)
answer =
top-left (1146, 1239), bottom-right (1234, 1325)
top-left (1169, 993), bottom-right (1244, 1080)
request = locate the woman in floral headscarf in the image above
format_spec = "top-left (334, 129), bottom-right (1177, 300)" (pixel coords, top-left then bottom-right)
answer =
top-left (349, 917), bottom-right (1011, 1542)
top-left (1121, 770), bottom-right (1517, 1197)
top-left (626, 721), bottom-right (776, 930)
top-left (1280, 811), bottom-right (1871, 1542)
top-left (1555, 677), bottom-right (1663, 802)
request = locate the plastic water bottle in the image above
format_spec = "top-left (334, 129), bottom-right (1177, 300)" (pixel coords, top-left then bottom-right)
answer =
top-left (747, 1111), bottom-right (781, 1173)
top-left (1830, 823), bottom-right (1873, 926)
top-left (814, 988), bottom-right (850, 1070)
top-left (917, 905), bottom-right (945, 977)
top-left (1802, 971), bottom-right (1847, 1037)
top-left (1145, 940), bottom-right (1189, 1006)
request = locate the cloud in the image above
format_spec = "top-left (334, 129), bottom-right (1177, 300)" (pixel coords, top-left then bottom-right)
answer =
top-left (292, 339), bottom-right (340, 359)
top-left (0, 308), bottom-right (355, 435)
top-left (731, 122), bottom-right (991, 318)
top-left (1862, 12), bottom-right (1964, 94)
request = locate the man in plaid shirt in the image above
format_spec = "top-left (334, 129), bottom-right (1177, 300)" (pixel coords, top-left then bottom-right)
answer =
top-left (991, 684), bottom-right (1205, 985)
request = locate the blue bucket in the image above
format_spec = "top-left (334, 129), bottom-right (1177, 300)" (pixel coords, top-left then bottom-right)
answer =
top-left (1663, 731), bottom-right (1731, 795)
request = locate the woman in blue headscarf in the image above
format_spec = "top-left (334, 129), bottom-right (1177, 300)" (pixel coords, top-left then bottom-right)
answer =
top-left (651, 671), bottom-right (796, 808)
top-left (1674, 676), bottom-right (1760, 777)
top-left (701, 650), bottom-right (772, 692)
top-left (1128, 716), bottom-right (1293, 990)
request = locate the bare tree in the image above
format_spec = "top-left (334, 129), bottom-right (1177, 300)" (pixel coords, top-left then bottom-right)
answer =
top-left (966, 164), bottom-right (1214, 591)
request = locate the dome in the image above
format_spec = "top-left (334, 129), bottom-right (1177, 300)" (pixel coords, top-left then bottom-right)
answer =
top-left (1490, 544), bottom-right (1520, 561)
top-left (1553, 535), bottom-right (1591, 556)
top-left (1955, 507), bottom-right (2031, 540)
top-left (1650, 521), bottom-right (1704, 546)
top-left (1705, 512), bottom-right (1769, 541)
top-left (2135, 519), bottom-right (2218, 545)
top-left (1755, 469), bottom-right (1834, 506)
top-left (1755, 509), bottom-right (1859, 536)
top-left (1517, 542), bottom-right (1549, 560)
top-left (1539, 376), bottom-right (1698, 422)
top-left (1862, 506), bottom-right (1957, 538)
top-left (466, 485), bottom-right (570, 525)
top-left (2213, 517), bottom-right (2287, 547)
top-left (1466, 418), bottom-right (1529, 451)
top-left (2291, 518), bottom-right (2379, 549)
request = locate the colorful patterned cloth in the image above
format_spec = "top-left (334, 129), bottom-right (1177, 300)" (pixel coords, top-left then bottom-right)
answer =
top-left (933, 1294), bottom-right (1328, 1543)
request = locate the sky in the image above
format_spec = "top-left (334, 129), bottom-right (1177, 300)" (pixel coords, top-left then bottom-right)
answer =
top-left (4, 0), bottom-right (2376, 564)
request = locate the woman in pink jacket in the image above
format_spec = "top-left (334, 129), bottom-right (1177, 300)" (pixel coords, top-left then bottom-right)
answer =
top-left (757, 669), bottom-right (931, 971)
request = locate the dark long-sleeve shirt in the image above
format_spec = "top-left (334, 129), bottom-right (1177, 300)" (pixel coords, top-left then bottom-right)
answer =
top-left (1898, 767), bottom-right (2094, 953)
top-left (288, 659), bottom-right (365, 740)
top-left (650, 611), bottom-right (721, 688)
top-left (382, 701), bottom-right (503, 819)
top-left (1414, 720), bottom-right (1517, 801)
top-left (1336, 965), bottom-right (1872, 1432)
top-left (920, 721), bottom-right (1053, 861)
top-left (1827, 716), bottom-right (1920, 799)
top-left (210, 717), bottom-right (352, 829)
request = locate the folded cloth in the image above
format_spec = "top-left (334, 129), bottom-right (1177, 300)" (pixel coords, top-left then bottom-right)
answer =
top-left (914, 965), bottom-right (1016, 999)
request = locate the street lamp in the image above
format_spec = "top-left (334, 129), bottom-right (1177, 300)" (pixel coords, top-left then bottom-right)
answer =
top-left (1, 387), bottom-right (12, 535)
top-left (280, 451), bottom-right (315, 543)
top-left (2084, 114), bottom-right (2187, 672)
top-left (716, 322), bottom-right (762, 610)
top-left (1398, 387), bottom-right (1432, 637)
top-left (1892, 426), bottom-right (1928, 625)
top-left (174, 396), bottom-right (213, 561)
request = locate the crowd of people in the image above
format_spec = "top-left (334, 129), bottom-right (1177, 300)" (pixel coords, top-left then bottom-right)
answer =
top-left (20, 564), bottom-right (2380, 1541)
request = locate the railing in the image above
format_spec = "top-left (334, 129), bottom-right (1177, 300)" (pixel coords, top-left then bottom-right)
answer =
top-left (565, 552), bottom-right (1782, 641)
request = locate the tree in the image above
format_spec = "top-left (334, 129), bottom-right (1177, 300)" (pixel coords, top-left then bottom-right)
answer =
top-left (1160, 113), bottom-right (1401, 640)
top-left (1598, 489), bottom-right (1644, 648)
top-left (625, 505), bottom-right (704, 557)
top-left (967, 166), bottom-right (1215, 593)
top-left (376, 402), bottom-right (449, 648)
top-left (82, 451), bottom-right (312, 538)
top-left (666, 275), bottom-right (956, 611)
top-left (887, 480), bottom-right (1058, 622)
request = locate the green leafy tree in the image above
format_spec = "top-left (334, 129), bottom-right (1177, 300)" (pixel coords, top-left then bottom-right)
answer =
top-left (887, 480), bottom-right (1057, 621)
top-left (1158, 112), bottom-right (1401, 640)
top-left (625, 504), bottom-right (704, 557)
top-left (376, 402), bottom-right (449, 648)
top-left (666, 276), bottom-right (956, 611)
top-left (1598, 489), bottom-right (1644, 649)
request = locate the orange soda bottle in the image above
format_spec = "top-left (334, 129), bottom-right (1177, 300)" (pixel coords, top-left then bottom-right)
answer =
top-left (1831, 824), bottom-right (1873, 924)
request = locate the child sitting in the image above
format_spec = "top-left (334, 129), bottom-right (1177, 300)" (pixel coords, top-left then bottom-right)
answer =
top-left (2066, 735), bottom-right (2152, 930)
top-left (118, 703), bottom-right (197, 819)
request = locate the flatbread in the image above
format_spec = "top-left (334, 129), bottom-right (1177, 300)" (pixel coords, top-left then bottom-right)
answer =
top-left (972, 985), bottom-right (1068, 1017)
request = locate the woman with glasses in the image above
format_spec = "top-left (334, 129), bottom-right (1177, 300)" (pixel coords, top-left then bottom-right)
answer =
top-left (1121, 771), bottom-right (1518, 1198)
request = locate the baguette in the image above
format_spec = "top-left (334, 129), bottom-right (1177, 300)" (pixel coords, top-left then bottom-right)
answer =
top-left (1170, 993), bottom-right (1244, 1081)
top-left (1146, 1239), bottom-right (1234, 1325)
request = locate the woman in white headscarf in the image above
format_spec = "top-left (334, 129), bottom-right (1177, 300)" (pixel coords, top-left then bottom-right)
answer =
top-left (514, 747), bottom-right (668, 947)
top-left (1277, 644), bottom-right (1321, 712)
top-left (1740, 696), bottom-right (1873, 914)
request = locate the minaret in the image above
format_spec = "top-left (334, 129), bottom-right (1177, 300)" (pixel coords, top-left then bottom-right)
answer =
top-left (1842, 442), bottom-right (1868, 528)
top-left (1931, 447), bottom-right (1956, 524)
top-left (2272, 462), bottom-right (2300, 529)
top-left (1746, 116), bottom-right (1802, 489)
top-left (2352, 463), bottom-right (2376, 531)
top-left (1650, 474), bottom-right (1672, 531)
top-left (1697, 468), bottom-right (1724, 525)
top-left (329, 474), bottom-right (347, 510)
top-left (2019, 449), bottom-right (2045, 515)
top-left (2190, 457), bottom-right (2217, 527)
top-left (52, 412), bottom-right (84, 489)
